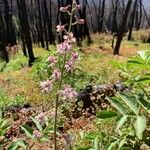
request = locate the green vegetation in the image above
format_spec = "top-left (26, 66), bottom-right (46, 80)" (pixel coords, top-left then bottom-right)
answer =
top-left (0, 35), bottom-right (150, 149)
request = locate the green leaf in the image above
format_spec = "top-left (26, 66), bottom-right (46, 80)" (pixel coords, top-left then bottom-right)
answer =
top-left (21, 125), bottom-right (34, 139)
top-left (30, 116), bottom-right (42, 131)
top-left (93, 137), bottom-right (99, 150)
top-left (7, 143), bottom-right (18, 150)
top-left (137, 50), bottom-right (147, 60)
top-left (118, 93), bottom-right (139, 115)
top-left (107, 141), bottom-right (118, 150)
top-left (7, 140), bottom-right (27, 150)
top-left (116, 115), bottom-right (128, 132)
top-left (134, 116), bottom-right (146, 140)
top-left (110, 61), bottom-right (123, 69)
top-left (96, 110), bottom-right (118, 119)
top-left (107, 97), bottom-right (127, 115)
top-left (136, 77), bottom-right (150, 84)
top-left (127, 60), bottom-right (143, 65)
top-left (137, 95), bottom-right (150, 112)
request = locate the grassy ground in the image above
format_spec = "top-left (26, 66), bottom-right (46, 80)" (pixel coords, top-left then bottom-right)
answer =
top-left (0, 33), bottom-right (150, 149)
top-left (0, 33), bottom-right (150, 109)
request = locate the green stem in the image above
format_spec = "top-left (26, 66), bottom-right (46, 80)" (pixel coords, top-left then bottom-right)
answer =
top-left (53, 1), bottom-right (74, 149)
top-left (54, 54), bottom-right (66, 150)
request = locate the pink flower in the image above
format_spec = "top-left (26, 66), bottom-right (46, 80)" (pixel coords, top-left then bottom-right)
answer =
top-left (78, 19), bottom-right (84, 24)
top-left (59, 5), bottom-right (71, 12)
top-left (33, 130), bottom-right (43, 139)
top-left (60, 85), bottom-right (77, 100)
top-left (63, 32), bottom-right (76, 43)
top-left (76, 5), bottom-right (82, 9)
top-left (35, 112), bottom-right (47, 120)
top-left (65, 60), bottom-right (74, 72)
top-left (56, 24), bottom-right (65, 32)
top-left (47, 56), bottom-right (57, 67)
top-left (52, 69), bottom-right (61, 80)
top-left (40, 80), bottom-right (53, 93)
top-left (57, 41), bottom-right (72, 54)
top-left (71, 51), bottom-right (78, 61)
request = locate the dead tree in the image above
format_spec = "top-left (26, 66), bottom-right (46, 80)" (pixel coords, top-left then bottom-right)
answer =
top-left (114, 0), bottom-right (133, 55)
top-left (17, 0), bottom-right (35, 66)
top-left (128, 0), bottom-right (138, 40)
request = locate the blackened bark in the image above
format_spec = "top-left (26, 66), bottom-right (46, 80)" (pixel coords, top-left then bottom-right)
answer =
top-left (0, 10), bottom-right (9, 63)
top-left (17, 0), bottom-right (35, 66)
top-left (37, 0), bottom-right (45, 48)
top-left (128, 0), bottom-right (137, 40)
top-left (111, 0), bottom-right (118, 34)
top-left (43, 0), bottom-right (55, 45)
top-left (114, 0), bottom-right (132, 55)
top-left (99, 0), bottom-right (106, 32)
top-left (4, 0), bottom-right (16, 46)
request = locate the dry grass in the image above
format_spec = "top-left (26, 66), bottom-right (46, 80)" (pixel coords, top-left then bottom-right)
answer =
top-left (131, 29), bottom-right (150, 43)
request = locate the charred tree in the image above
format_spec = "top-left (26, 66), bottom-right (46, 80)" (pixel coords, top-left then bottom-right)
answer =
top-left (99, 0), bottom-right (106, 32)
top-left (111, 0), bottom-right (118, 34)
top-left (37, 0), bottom-right (45, 48)
top-left (114, 0), bottom-right (132, 55)
top-left (128, 0), bottom-right (138, 40)
top-left (17, 0), bottom-right (35, 66)
top-left (4, 0), bottom-right (16, 46)
top-left (0, 10), bottom-right (9, 63)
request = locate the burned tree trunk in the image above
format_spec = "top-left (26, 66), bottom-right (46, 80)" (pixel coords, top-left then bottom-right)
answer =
top-left (17, 0), bottom-right (35, 66)
top-left (99, 0), bottom-right (106, 32)
top-left (37, 0), bottom-right (45, 48)
top-left (111, 0), bottom-right (118, 34)
top-left (0, 10), bottom-right (9, 63)
top-left (128, 0), bottom-right (137, 40)
top-left (4, 0), bottom-right (16, 46)
top-left (114, 0), bottom-right (132, 55)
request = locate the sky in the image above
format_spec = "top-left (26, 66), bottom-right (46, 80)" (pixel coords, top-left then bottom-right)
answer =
top-left (144, 0), bottom-right (150, 7)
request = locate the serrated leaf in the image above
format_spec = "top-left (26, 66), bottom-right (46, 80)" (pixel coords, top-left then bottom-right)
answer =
top-left (137, 96), bottom-right (150, 113)
top-left (7, 140), bottom-right (27, 150)
top-left (107, 97), bottom-right (127, 115)
top-left (118, 93), bottom-right (139, 115)
top-left (116, 115), bottom-right (128, 132)
top-left (30, 116), bottom-right (42, 131)
top-left (134, 116), bottom-right (146, 140)
top-left (7, 143), bottom-right (18, 150)
top-left (136, 77), bottom-right (150, 84)
top-left (97, 110), bottom-right (118, 119)
top-left (21, 125), bottom-right (33, 139)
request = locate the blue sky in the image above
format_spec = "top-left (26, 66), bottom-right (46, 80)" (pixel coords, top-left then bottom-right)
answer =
top-left (144, 0), bottom-right (150, 6)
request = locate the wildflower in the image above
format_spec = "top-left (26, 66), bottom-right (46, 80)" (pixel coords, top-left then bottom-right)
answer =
top-left (33, 130), bottom-right (43, 139)
top-left (40, 80), bottom-right (53, 93)
top-left (63, 32), bottom-right (76, 43)
top-left (65, 60), bottom-right (74, 72)
top-left (57, 41), bottom-right (72, 54)
top-left (78, 19), bottom-right (84, 24)
top-left (52, 69), bottom-right (61, 80)
top-left (56, 24), bottom-right (65, 33)
top-left (71, 51), bottom-right (78, 61)
top-left (35, 112), bottom-right (47, 123)
top-left (47, 56), bottom-right (57, 67)
top-left (60, 85), bottom-right (77, 100)
top-left (76, 5), bottom-right (82, 9)
top-left (59, 5), bottom-right (71, 12)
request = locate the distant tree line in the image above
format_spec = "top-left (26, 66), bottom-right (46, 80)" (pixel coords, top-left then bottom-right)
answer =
top-left (0, 0), bottom-right (149, 65)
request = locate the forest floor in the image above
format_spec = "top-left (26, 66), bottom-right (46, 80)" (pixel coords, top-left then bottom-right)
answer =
top-left (0, 33), bottom-right (149, 107)
top-left (0, 33), bottom-right (150, 149)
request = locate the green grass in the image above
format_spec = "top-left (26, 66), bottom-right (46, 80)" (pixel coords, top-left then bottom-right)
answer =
top-left (0, 89), bottom-right (26, 110)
